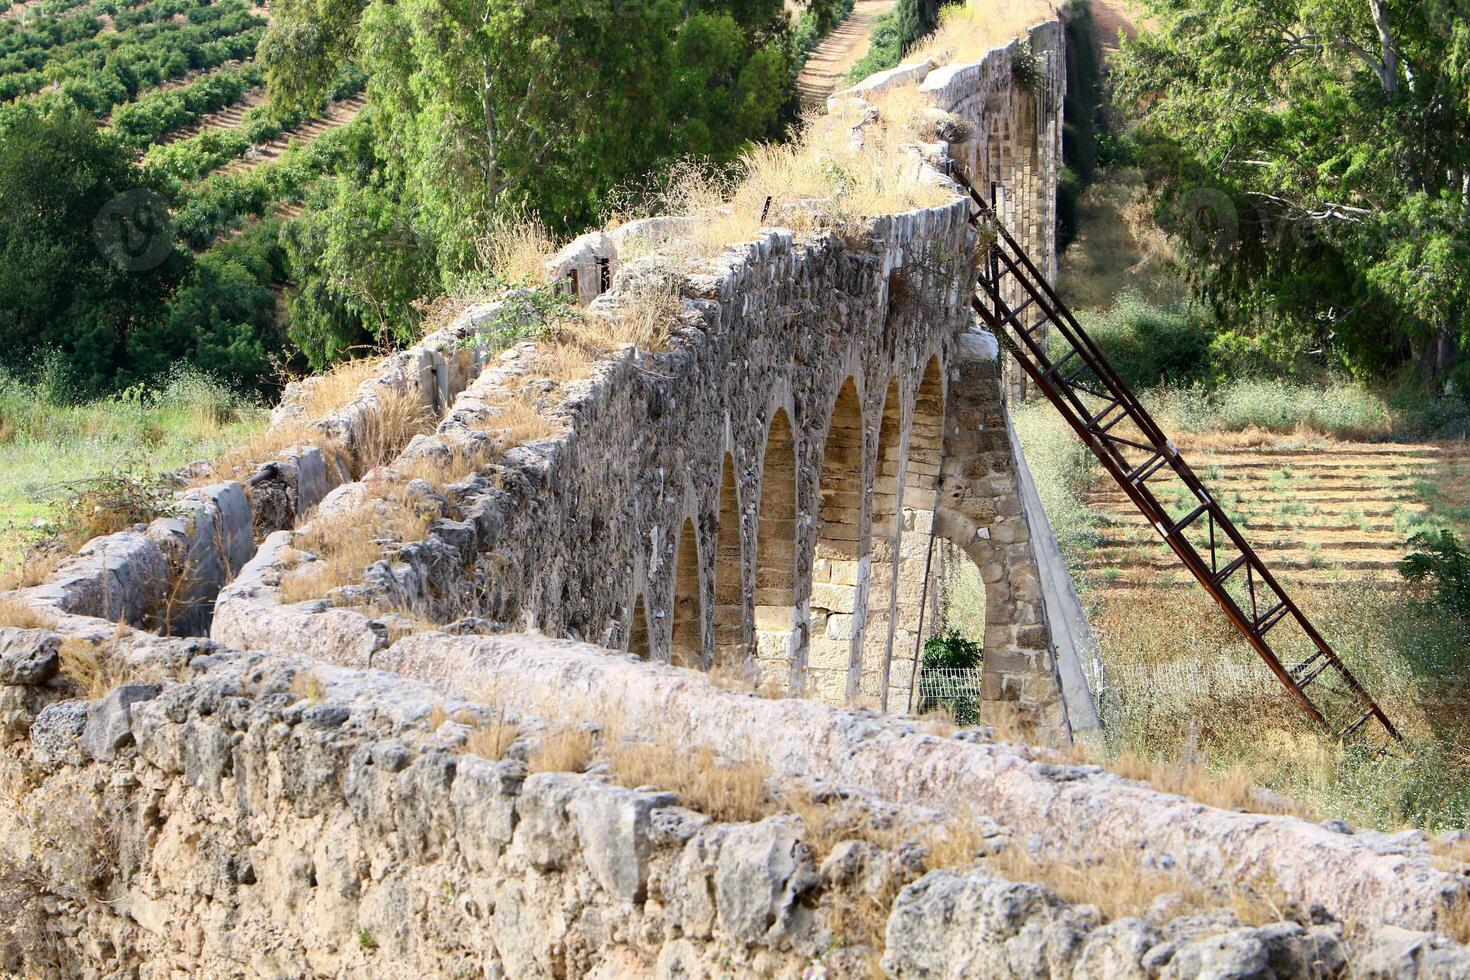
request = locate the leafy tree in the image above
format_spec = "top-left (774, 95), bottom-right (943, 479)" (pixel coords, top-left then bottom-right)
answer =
top-left (261, 0), bottom-right (795, 276)
top-left (1401, 529), bottom-right (1470, 619)
top-left (1117, 0), bottom-right (1470, 385)
top-left (0, 107), bottom-right (189, 395)
top-left (282, 178), bottom-right (437, 367)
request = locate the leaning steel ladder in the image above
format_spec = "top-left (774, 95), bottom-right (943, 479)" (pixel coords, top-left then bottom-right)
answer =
top-left (948, 163), bottom-right (1400, 742)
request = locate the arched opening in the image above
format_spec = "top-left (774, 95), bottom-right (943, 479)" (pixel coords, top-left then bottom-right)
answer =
top-left (808, 378), bottom-right (865, 705)
top-left (627, 593), bottom-right (650, 660)
top-left (887, 357), bottom-right (946, 711)
top-left (671, 517), bottom-right (702, 667)
top-left (857, 376), bottom-right (904, 708)
top-left (713, 454), bottom-right (744, 668)
top-left (753, 408), bottom-right (798, 688)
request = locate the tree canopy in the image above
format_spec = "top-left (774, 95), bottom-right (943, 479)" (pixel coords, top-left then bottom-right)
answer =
top-left (0, 108), bottom-right (190, 394)
top-left (1117, 0), bottom-right (1470, 385)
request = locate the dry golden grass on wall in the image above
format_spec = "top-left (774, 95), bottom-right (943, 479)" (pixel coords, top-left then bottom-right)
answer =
top-left (909, 0), bottom-right (1057, 67)
top-left (612, 93), bottom-right (953, 264)
top-left (208, 355), bottom-right (388, 484)
top-left (476, 212), bottom-right (561, 288)
top-left (278, 478), bottom-right (436, 604)
top-left (0, 597), bottom-right (57, 630)
top-left (529, 728), bottom-right (595, 774)
top-left (0, 550), bottom-right (64, 593)
top-left (607, 738), bottom-right (772, 824)
top-left (985, 845), bottom-right (1284, 927)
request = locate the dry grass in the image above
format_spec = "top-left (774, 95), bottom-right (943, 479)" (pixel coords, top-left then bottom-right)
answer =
top-left (986, 844), bottom-right (1280, 926)
top-left (465, 720), bottom-right (519, 760)
top-left (1441, 898), bottom-right (1470, 945)
top-left (354, 387), bottom-right (435, 476)
top-left (0, 549), bottom-right (64, 593)
top-left (1102, 750), bottom-right (1313, 818)
top-left (473, 391), bottom-right (562, 449)
top-left (56, 637), bottom-right (127, 700)
top-left (280, 479), bottom-right (436, 604)
top-left (300, 356), bottom-right (388, 420)
top-left (529, 727), bottom-right (595, 774)
top-left (289, 669), bottom-right (323, 705)
top-left (559, 278), bottom-right (683, 354)
top-left (205, 356), bottom-right (384, 484)
top-left (607, 737), bottom-right (770, 824)
top-left (476, 212), bottom-right (560, 287)
top-left (1430, 836), bottom-right (1470, 875)
top-left (613, 92), bottom-right (953, 263)
top-left (909, 0), bottom-right (1057, 67)
top-left (0, 598), bottom-right (57, 630)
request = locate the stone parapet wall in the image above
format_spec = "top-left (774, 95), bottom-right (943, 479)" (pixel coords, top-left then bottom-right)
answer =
top-left (2, 309), bottom-right (513, 638)
top-left (1, 631), bottom-right (1466, 976)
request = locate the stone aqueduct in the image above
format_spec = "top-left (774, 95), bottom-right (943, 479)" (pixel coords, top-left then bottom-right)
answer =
top-left (11, 21), bottom-right (1096, 741)
top-left (211, 20), bottom-right (1091, 743)
top-left (7, 15), bottom-right (1470, 975)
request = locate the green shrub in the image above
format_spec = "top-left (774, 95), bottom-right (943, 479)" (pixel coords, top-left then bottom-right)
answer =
top-left (1072, 291), bottom-right (1216, 390)
top-left (1401, 530), bottom-right (1470, 620)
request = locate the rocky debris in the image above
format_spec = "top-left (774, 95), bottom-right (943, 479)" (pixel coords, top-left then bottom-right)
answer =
top-left (30, 698), bottom-right (88, 767)
top-left (0, 628), bottom-right (60, 685)
top-left (80, 684), bottom-right (161, 761)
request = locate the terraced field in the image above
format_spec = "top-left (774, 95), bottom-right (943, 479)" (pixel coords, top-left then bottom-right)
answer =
top-left (1082, 437), bottom-right (1467, 590)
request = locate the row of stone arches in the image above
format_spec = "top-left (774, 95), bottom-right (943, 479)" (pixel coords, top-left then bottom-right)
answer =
top-left (623, 356), bottom-right (952, 711)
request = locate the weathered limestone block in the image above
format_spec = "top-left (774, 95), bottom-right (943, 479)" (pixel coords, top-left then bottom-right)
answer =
top-left (713, 815), bottom-right (816, 945)
top-left (30, 697), bottom-right (88, 766)
top-left (882, 870), bottom-right (1096, 977)
top-left (0, 628), bottom-right (60, 685)
top-left (568, 781), bottom-right (676, 902)
top-left (82, 683), bottom-right (161, 761)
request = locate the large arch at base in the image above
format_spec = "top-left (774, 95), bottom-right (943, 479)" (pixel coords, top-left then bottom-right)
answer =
top-left (886, 356), bottom-right (946, 711)
top-left (807, 378), bottom-right (866, 704)
top-left (753, 408), bottom-right (799, 690)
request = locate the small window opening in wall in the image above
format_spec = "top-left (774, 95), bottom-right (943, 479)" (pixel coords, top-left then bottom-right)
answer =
top-left (596, 257), bottom-right (611, 294)
top-left (565, 268), bottom-right (579, 298)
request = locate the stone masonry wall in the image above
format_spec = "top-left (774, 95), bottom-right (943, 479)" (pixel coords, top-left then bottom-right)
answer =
top-left (209, 21), bottom-right (1078, 740)
top-left (2, 629), bottom-right (1467, 976)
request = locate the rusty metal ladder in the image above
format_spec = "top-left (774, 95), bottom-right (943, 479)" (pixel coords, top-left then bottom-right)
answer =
top-left (947, 163), bottom-right (1400, 742)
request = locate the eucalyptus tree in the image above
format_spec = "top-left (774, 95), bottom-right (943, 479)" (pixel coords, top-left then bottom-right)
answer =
top-left (1118, 0), bottom-right (1470, 383)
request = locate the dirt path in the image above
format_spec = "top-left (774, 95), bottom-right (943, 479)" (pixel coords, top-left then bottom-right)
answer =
top-left (156, 87), bottom-right (267, 144)
top-left (795, 0), bottom-right (897, 106)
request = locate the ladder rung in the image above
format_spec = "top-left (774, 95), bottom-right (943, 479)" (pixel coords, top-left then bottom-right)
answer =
top-left (1337, 709), bottom-right (1376, 739)
top-left (1040, 349), bottom-right (1079, 380)
top-left (1165, 502), bottom-right (1211, 537)
top-left (1126, 452), bottom-right (1170, 485)
top-left (1006, 296), bottom-right (1036, 325)
top-left (1255, 603), bottom-right (1290, 635)
top-left (1294, 660), bottom-right (1333, 689)
top-left (1211, 554), bottom-right (1248, 586)
top-left (1087, 401), bottom-right (1126, 429)
top-left (1289, 650), bottom-right (1324, 679)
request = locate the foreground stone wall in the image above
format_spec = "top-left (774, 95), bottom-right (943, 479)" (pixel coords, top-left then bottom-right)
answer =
top-left (2, 631), bottom-right (1467, 977)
